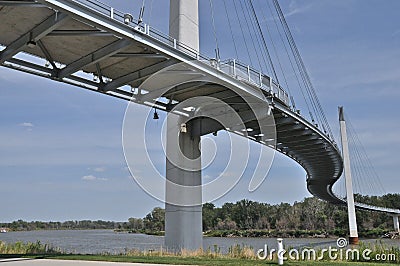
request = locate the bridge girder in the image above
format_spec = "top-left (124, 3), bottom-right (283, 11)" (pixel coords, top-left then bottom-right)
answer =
top-left (0, 11), bottom-right (69, 64)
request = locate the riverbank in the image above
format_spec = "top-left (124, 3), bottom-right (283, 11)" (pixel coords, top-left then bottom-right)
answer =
top-left (203, 229), bottom-right (394, 238)
top-left (3, 228), bottom-right (393, 239)
top-left (1, 239), bottom-right (399, 265)
top-left (113, 228), bottom-right (393, 239)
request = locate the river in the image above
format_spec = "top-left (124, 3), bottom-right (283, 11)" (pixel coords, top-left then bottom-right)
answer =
top-left (0, 230), bottom-right (399, 254)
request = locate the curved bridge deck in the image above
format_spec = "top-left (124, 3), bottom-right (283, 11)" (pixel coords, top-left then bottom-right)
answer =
top-left (1, 0), bottom-right (387, 212)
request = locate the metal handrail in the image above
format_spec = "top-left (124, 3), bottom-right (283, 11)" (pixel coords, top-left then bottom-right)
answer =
top-left (70, 0), bottom-right (291, 107)
top-left (338, 195), bottom-right (400, 214)
top-left (355, 202), bottom-right (400, 214)
top-left (219, 59), bottom-right (290, 106)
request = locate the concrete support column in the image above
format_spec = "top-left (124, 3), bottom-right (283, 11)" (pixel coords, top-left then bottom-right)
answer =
top-left (165, 0), bottom-right (202, 252)
top-left (393, 215), bottom-right (400, 233)
top-left (165, 114), bottom-right (202, 251)
top-left (169, 0), bottom-right (199, 52)
top-left (339, 107), bottom-right (359, 245)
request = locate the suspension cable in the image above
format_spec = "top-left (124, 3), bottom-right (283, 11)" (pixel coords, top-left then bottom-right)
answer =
top-left (347, 117), bottom-right (387, 196)
top-left (264, 0), bottom-right (302, 109)
top-left (223, 0), bottom-right (239, 60)
top-left (238, 0), bottom-right (264, 71)
top-left (272, 0), bottom-right (333, 138)
top-left (243, 0), bottom-right (270, 74)
top-left (208, 0), bottom-right (220, 60)
top-left (138, 0), bottom-right (145, 24)
top-left (273, 0), bottom-right (321, 125)
top-left (248, 0), bottom-right (279, 82)
top-left (232, 0), bottom-right (253, 66)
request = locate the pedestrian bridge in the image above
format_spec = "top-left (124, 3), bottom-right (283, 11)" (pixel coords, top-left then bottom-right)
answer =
top-left (0, 0), bottom-right (398, 228)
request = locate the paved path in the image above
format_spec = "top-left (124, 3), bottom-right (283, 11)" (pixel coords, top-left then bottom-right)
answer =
top-left (0, 258), bottom-right (191, 265)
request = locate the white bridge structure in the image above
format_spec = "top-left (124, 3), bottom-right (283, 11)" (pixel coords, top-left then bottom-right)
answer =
top-left (0, 0), bottom-right (399, 250)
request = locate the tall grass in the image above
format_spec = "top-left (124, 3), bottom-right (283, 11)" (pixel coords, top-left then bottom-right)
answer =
top-left (121, 241), bottom-right (399, 264)
top-left (0, 241), bottom-right (61, 255)
top-left (123, 243), bottom-right (257, 260)
top-left (1, 240), bottom-right (398, 264)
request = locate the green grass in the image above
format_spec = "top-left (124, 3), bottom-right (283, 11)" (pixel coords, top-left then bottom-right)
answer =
top-left (1, 240), bottom-right (398, 265)
top-left (3, 254), bottom-right (396, 266)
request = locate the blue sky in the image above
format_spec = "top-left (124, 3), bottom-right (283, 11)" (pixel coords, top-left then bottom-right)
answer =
top-left (1, 0), bottom-right (399, 222)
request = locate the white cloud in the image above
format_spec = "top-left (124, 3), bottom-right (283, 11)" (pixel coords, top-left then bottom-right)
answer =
top-left (94, 167), bottom-right (106, 172)
top-left (18, 122), bottom-right (34, 131)
top-left (19, 122), bottom-right (34, 127)
top-left (82, 175), bottom-right (108, 181)
top-left (286, 1), bottom-right (313, 17)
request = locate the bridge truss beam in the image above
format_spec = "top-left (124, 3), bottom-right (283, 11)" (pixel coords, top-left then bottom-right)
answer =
top-left (0, 12), bottom-right (68, 64)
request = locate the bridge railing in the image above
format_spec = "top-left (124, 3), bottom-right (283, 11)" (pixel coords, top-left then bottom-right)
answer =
top-left (337, 195), bottom-right (400, 214)
top-left (219, 59), bottom-right (290, 106)
top-left (70, 0), bottom-right (291, 108)
top-left (355, 202), bottom-right (400, 214)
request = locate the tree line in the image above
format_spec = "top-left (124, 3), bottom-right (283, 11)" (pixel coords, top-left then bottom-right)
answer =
top-left (2, 194), bottom-right (399, 237)
top-left (126, 194), bottom-right (400, 237)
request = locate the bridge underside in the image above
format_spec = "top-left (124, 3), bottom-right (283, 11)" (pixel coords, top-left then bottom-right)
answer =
top-left (0, 1), bottom-right (346, 207)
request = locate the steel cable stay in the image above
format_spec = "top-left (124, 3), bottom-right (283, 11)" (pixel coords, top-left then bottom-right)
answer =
top-left (138, 0), bottom-right (146, 24)
top-left (348, 123), bottom-right (378, 196)
top-left (270, 1), bottom-right (316, 115)
top-left (271, 0), bottom-right (333, 139)
top-left (208, 0), bottom-right (220, 61)
top-left (347, 117), bottom-right (387, 197)
top-left (206, 1), bottom-right (356, 206)
top-left (243, 0), bottom-right (270, 75)
top-left (237, 0), bottom-right (264, 72)
top-left (273, 0), bottom-right (323, 129)
top-left (249, 0), bottom-right (294, 109)
top-left (232, 0), bottom-right (254, 67)
top-left (263, 0), bottom-right (304, 112)
top-left (246, 0), bottom-right (278, 81)
top-left (222, 0), bottom-right (239, 60)
top-left (336, 112), bottom-right (388, 208)
top-left (251, 0), bottom-right (288, 92)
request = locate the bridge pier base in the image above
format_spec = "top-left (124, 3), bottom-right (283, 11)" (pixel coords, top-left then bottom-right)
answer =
top-left (393, 215), bottom-right (400, 233)
top-left (165, 114), bottom-right (202, 251)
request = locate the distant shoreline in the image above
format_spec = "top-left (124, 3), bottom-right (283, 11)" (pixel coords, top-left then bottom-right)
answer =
top-left (1, 227), bottom-right (393, 239)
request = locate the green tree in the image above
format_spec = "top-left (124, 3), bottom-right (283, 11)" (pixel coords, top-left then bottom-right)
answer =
top-left (143, 207), bottom-right (165, 231)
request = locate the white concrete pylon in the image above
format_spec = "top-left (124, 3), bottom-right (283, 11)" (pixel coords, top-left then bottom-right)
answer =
top-left (393, 215), bottom-right (400, 233)
top-left (165, 0), bottom-right (202, 252)
top-left (339, 106), bottom-right (359, 245)
top-left (169, 0), bottom-right (199, 52)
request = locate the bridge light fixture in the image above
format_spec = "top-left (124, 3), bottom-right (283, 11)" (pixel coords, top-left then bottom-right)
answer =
top-left (27, 40), bottom-right (36, 48)
top-left (183, 106), bottom-right (195, 112)
top-left (124, 13), bottom-right (133, 25)
top-left (180, 123), bottom-right (187, 133)
top-left (153, 108), bottom-right (159, 120)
